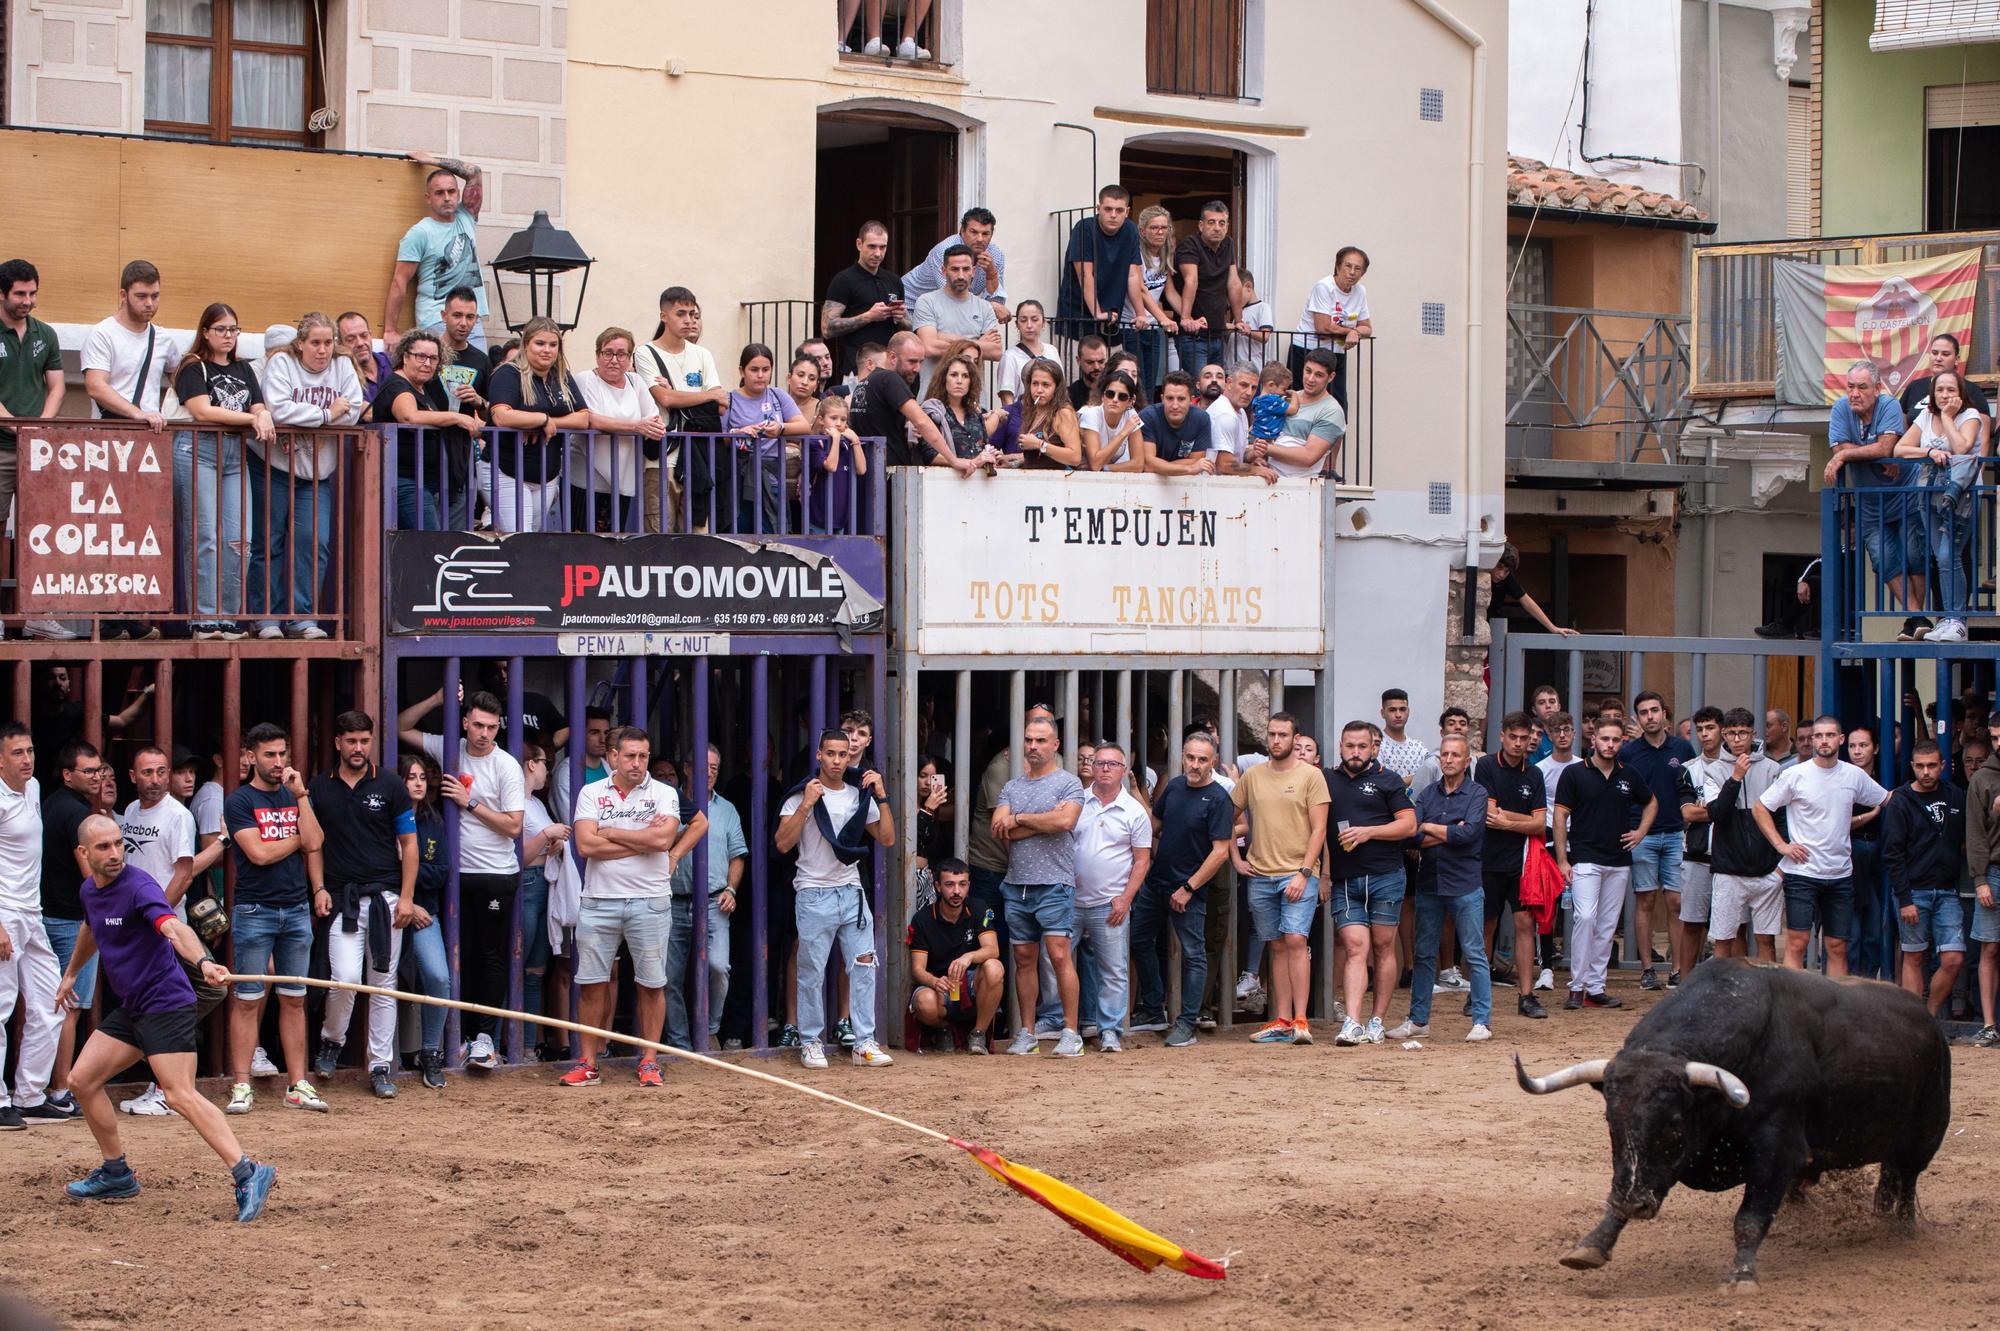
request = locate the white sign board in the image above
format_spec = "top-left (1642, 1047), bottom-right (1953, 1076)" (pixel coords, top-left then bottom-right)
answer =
top-left (557, 631), bottom-right (731, 657)
top-left (908, 471), bottom-right (1325, 655)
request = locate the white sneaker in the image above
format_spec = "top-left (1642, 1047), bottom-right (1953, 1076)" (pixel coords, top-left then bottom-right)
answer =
top-left (1385, 1019), bottom-right (1429, 1040)
top-left (895, 37), bottom-right (930, 59)
top-left (289, 623), bottom-right (329, 641)
top-left (255, 623), bottom-right (284, 640)
top-left (1334, 1018), bottom-right (1365, 1046)
top-left (801, 1039), bottom-right (828, 1070)
top-left (118, 1083), bottom-right (176, 1116)
top-left (1466, 1023), bottom-right (1493, 1042)
top-left (1052, 1029), bottom-right (1085, 1057)
top-left (862, 37), bottom-right (885, 54)
top-left (1437, 967), bottom-right (1471, 992)
top-left (1931, 618), bottom-right (1969, 643)
top-left (1535, 967), bottom-right (1555, 992)
top-left (1098, 1030), bottom-right (1123, 1053)
top-left (464, 1033), bottom-right (499, 1069)
top-left (23, 620), bottom-right (77, 641)
top-left (1006, 1028), bottom-right (1039, 1056)
top-left (1364, 1016), bottom-right (1386, 1044)
top-left (1234, 970), bottom-right (1260, 1002)
top-left (851, 1039), bottom-right (894, 1067)
top-left (250, 1046), bottom-right (281, 1078)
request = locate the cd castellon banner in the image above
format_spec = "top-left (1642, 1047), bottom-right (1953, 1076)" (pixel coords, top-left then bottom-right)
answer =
top-left (1773, 247), bottom-right (1981, 405)
top-left (905, 470), bottom-right (1325, 655)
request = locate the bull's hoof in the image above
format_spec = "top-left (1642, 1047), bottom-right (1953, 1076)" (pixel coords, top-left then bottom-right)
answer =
top-left (1560, 1245), bottom-right (1609, 1270)
top-left (1721, 1277), bottom-right (1761, 1295)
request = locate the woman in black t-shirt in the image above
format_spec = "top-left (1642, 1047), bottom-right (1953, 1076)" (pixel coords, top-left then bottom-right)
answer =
top-left (173, 302), bottom-right (274, 639)
top-left (483, 317), bottom-right (590, 532)
top-left (372, 330), bottom-right (473, 531)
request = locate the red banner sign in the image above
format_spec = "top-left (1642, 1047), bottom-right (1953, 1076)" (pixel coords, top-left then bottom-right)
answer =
top-left (17, 425), bottom-right (174, 613)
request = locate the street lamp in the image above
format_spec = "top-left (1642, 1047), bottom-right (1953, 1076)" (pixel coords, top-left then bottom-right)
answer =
top-left (489, 210), bottom-right (594, 333)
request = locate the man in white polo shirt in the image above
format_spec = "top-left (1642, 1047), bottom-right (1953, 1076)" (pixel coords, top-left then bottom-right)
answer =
top-left (563, 726), bottom-right (680, 1088)
top-left (0, 722), bottom-right (56, 1130)
top-left (1070, 740), bottom-right (1152, 1053)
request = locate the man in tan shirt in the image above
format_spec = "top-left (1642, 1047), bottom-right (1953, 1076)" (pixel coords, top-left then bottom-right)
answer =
top-left (1231, 712), bottom-right (1331, 1045)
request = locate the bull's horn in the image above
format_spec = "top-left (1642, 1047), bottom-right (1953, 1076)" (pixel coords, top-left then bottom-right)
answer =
top-left (1685, 1062), bottom-right (1751, 1108)
top-left (1514, 1053), bottom-right (1610, 1094)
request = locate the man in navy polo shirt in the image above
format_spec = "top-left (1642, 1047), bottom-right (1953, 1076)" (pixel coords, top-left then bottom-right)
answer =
top-left (1475, 711), bottom-right (1548, 1019)
top-left (1324, 721), bottom-right (1416, 1047)
top-left (1620, 692), bottom-right (1696, 989)
top-left (1555, 718), bottom-right (1657, 1010)
top-left (1388, 735), bottom-right (1493, 1041)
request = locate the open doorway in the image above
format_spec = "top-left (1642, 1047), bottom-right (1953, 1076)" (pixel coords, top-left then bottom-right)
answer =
top-left (1117, 140), bottom-right (1245, 260)
top-left (815, 111), bottom-right (960, 306)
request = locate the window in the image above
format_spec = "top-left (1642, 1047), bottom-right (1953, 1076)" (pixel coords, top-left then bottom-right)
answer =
top-left (1785, 85), bottom-right (1812, 237)
top-left (145, 0), bottom-right (315, 145)
top-left (1924, 81), bottom-right (2000, 230)
top-left (1146, 0), bottom-right (1244, 100)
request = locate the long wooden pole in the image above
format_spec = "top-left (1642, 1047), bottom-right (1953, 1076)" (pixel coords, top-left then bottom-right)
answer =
top-left (230, 973), bottom-right (951, 1145)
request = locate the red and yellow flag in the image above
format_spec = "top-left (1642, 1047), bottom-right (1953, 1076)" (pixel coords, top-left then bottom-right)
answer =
top-left (1773, 247), bottom-right (1982, 405)
top-left (951, 1137), bottom-right (1228, 1279)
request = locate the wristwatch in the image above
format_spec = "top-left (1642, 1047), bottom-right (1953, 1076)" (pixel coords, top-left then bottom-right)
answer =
top-left (467, 796), bottom-right (482, 812)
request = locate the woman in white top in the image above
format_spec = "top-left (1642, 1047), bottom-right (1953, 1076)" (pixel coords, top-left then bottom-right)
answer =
top-left (997, 299), bottom-right (1051, 405)
top-left (1079, 369), bottom-right (1146, 473)
top-left (1124, 205), bottom-right (1181, 395)
top-left (1893, 368), bottom-right (1984, 642)
top-left (573, 326), bottom-right (667, 531)
top-left (255, 311), bottom-right (363, 640)
top-left (1290, 245), bottom-right (1372, 407)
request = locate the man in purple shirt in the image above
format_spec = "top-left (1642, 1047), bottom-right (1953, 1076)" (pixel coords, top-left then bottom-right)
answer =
top-left (54, 814), bottom-right (276, 1221)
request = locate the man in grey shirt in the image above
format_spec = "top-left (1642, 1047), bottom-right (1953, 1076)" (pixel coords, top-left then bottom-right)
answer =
top-left (912, 245), bottom-right (1002, 386)
top-left (992, 716), bottom-right (1086, 1058)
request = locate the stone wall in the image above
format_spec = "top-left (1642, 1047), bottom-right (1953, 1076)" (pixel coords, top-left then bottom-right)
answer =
top-left (1444, 565), bottom-right (1492, 734)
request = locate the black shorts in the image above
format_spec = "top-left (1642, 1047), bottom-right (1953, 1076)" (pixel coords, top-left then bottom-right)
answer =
top-left (1482, 871), bottom-right (1523, 920)
top-left (96, 1004), bottom-right (200, 1058)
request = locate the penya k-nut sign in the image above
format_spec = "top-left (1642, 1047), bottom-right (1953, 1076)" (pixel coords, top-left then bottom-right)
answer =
top-left (386, 530), bottom-right (884, 634)
top-left (904, 469), bottom-right (1326, 655)
top-left (18, 426), bottom-right (174, 613)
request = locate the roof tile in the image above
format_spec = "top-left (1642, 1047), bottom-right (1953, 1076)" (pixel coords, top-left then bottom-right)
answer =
top-left (1506, 155), bottom-right (1708, 224)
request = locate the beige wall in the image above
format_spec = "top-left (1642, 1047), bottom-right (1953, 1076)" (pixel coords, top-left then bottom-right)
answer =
top-left (7, 0), bottom-right (144, 130)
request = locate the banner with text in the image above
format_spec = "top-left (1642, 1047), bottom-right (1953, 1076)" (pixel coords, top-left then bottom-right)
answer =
top-left (386, 530), bottom-right (883, 634)
top-left (1774, 247), bottom-right (1981, 404)
top-left (906, 471), bottom-right (1325, 655)
top-left (18, 425), bottom-right (173, 613)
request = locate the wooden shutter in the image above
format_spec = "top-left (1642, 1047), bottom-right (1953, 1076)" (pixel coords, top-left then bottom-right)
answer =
top-left (1926, 81), bottom-right (2000, 129)
top-left (1786, 86), bottom-right (1813, 238)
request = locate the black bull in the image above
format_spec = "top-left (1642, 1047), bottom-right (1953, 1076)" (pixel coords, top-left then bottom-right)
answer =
top-left (1516, 958), bottom-right (1950, 1288)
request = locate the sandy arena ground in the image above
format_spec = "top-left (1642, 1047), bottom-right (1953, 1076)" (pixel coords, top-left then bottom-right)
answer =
top-left (3, 971), bottom-right (1996, 1330)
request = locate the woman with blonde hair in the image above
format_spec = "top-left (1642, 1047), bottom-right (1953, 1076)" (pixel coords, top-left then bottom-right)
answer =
top-left (483, 316), bottom-right (590, 531)
top-left (255, 311), bottom-right (362, 639)
top-left (1125, 204), bottom-right (1181, 394)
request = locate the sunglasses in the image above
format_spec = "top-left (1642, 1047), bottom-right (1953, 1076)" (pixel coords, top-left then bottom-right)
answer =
top-left (1102, 389), bottom-right (1131, 402)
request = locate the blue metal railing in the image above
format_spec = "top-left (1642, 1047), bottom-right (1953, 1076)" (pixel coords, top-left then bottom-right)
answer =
top-left (1820, 469), bottom-right (1994, 641)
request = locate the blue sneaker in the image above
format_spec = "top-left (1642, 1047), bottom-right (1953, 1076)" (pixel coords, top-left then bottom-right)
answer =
top-left (66, 1166), bottom-right (141, 1202)
top-left (234, 1162), bottom-right (277, 1222)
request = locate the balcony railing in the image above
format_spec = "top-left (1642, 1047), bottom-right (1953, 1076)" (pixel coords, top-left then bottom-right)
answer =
top-left (1506, 304), bottom-right (1691, 466)
top-left (1692, 230), bottom-right (2000, 398)
top-left (4, 421), bottom-right (377, 643)
top-left (1820, 468), bottom-right (2000, 640)
top-left (835, 0), bottom-right (946, 66)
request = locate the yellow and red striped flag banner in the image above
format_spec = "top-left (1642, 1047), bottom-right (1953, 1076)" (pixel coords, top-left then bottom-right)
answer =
top-left (1774, 247), bottom-right (1982, 405)
top-left (951, 1137), bottom-right (1229, 1279)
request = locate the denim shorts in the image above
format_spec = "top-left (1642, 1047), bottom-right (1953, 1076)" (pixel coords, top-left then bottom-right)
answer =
top-left (1975, 869), bottom-right (2000, 944)
top-left (1001, 882), bottom-right (1075, 943)
top-left (1333, 870), bottom-right (1405, 930)
top-left (1630, 830), bottom-right (1683, 893)
top-left (1247, 873), bottom-right (1319, 940)
top-left (1899, 888), bottom-right (1967, 954)
top-left (229, 901), bottom-right (313, 999)
top-left (1782, 873), bottom-right (1854, 939)
top-left (43, 915), bottom-right (99, 1008)
top-left (575, 895), bottom-right (672, 987)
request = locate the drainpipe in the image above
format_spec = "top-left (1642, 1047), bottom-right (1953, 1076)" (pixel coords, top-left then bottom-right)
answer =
top-left (1708, 0), bottom-right (1722, 220)
top-left (1410, 0), bottom-right (1488, 631)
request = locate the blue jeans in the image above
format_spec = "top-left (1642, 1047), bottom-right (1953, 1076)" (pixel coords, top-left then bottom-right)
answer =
top-left (1899, 887), bottom-right (1967, 954)
top-left (1129, 879), bottom-right (1209, 1028)
top-left (1630, 831), bottom-right (1684, 894)
top-left (396, 474), bottom-right (472, 533)
top-left (1129, 325), bottom-right (1167, 393)
top-left (519, 866), bottom-right (550, 1021)
top-left (1070, 900), bottom-right (1128, 1034)
top-left (228, 902), bottom-right (313, 1000)
top-left (43, 916), bottom-right (98, 1008)
top-left (1856, 494), bottom-right (1925, 584)
top-left (1332, 869), bottom-right (1406, 929)
top-left (406, 916), bottom-right (450, 1051)
top-left (1247, 873), bottom-right (1318, 939)
top-left (1928, 495), bottom-right (1972, 615)
top-left (796, 886), bottom-right (876, 1045)
top-left (173, 431), bottom-right (245, 624)
top-left (1411, 890), bottom-right (1491, 1025)
top-left (665, 893), bottom-right (732, 1048)
top-left (1175, 332), bottom-right (1224, 380)
top-left (246, 461), bottom-right (335, 632)
top-left (1847, 840), bottom-right (1887, 978)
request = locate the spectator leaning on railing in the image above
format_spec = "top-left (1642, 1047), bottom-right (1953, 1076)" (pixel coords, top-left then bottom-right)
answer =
top-left (574, 326), bottom-right (667, 531)
top-left (383, 150), bottom-right (488, 351)
top-left (992, 359), bottom-right (1085, 470)
top-left (1291, 245), bottom-right (1372, 406)
top-left (336, 312), bottom-right (393, 406)
top-left (1173, 200), bottom-right (1245, 382)
top-left (633, 286), bottom-right (727, 533)
top-left (1138, 370), bottom-right (1219, 479)
top-left (0, 260), bottom-right (65, 539)
top-left (920, 346), bottom-right (1006, 469)
top-left (998, 299), bottom-right (1051, 404)
top-left (171, 303), bottom-right (274, 641)
top-left (912, 245), bottom-right (1002, 387)
top-left (370, 330), bottom-right (473, 533)
top-left (257, 313), bottom-right (362, 642)
top-left (484, 317), bottom-right (590, 533)
top-left (1125, 205), bottom-right (1180, 394)
top-left (1058, 186), bottom-right (1145, 350)
top-left (1079, 370), bottom-right (1145, 474)
top-left (848, 330), bottom-right (982, 477)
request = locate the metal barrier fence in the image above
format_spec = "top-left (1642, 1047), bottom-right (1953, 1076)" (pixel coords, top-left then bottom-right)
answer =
top-left (1822, 475), bottom-right (1996, 640)
top-left (6, 422), bottom-right (376, 642)
top-left (378, 425), bottom-right (887, 538)
top-left (740, 300), bottom-right (819, 366)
